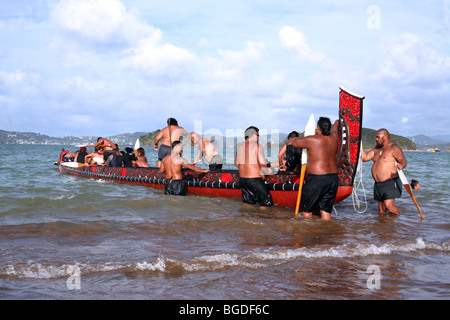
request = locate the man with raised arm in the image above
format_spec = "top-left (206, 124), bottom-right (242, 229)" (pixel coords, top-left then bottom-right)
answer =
top-left (286, 117), bottom-right (339, 220)
top-left (154, 118), bottom-right (189, 168)
top-left (361, 128), bottom-right (407, 215)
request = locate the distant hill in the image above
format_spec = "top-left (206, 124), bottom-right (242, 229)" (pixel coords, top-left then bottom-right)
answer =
top-left (2, 128), bottom-right (448, 151)
top-left (138, 130), bottom-right (161, 146)
top-left (0, 129), bottom-right (145, 146)
top-left (430, 134), bottom-right (450, 143)
top-left (408, 134), bottom-right (450, 151)
top-left (362, 128), bottom-right (418, 151)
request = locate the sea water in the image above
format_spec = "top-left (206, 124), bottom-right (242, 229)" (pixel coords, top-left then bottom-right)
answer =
top-left (0, 145), bottom-right (449, 300)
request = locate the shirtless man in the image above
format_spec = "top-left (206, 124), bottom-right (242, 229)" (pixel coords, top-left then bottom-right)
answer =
top-left (134, 147), bottom-right (150, 167)
top-left (286, 117), bottom-right (339, 220)
top-left (85, 147), bottom-right (105, 166)
top-left (361, 128), bottom-right (407, 215)
top-left (87, 137), bottom-right (116, 161)
top-left (154, 118), bottom-right (189, 168)
top-left (190, 132), bottom-right (223, 170)
top-left (234, 126), bottom-right (274, 207)
top-left (159, 141), bottom-right (209, 195)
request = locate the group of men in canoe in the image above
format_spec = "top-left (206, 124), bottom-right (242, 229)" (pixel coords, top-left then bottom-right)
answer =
top-left (70, 116), bottom-right (409, 220)
top-left (151, 117), bottom-right (409, 220)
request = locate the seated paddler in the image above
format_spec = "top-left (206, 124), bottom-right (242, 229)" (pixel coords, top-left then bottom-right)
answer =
top-left (159, 140), bottom-right (210, 196)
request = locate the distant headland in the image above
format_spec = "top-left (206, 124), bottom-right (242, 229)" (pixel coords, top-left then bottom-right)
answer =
top-left (1, 128), bottom-right (449, 151)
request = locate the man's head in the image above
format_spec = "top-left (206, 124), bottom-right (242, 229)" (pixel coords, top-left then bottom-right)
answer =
top-left (245, 126), bottom-right (259, 141)
top-left (317, 117), bottom-right (332, 136)
top-left (288, 131), bottom-right (299, 139)
top-left (137, 147), bottom-right (145, 156)
top-left (167, 118), bottom-right (178, 126)
top-left (190, 132), bottom-right (200, 144)
top-left (376, 129), bottom-right (390, 148)
top-left (172, 140), bottom-right (183, 154)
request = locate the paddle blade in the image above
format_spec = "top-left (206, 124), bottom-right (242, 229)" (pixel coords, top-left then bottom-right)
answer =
top-left (134, 139), bottom-right (140, 151)
top-left (302, 114), bottom-right (315, 165)
top-left (397, 168), bottom-right (409, 185)
top-left (397, 168), bottom-right (424, 219)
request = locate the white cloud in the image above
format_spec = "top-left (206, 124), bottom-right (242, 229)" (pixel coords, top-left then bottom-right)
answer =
top-left (279, 26), bottom-right (329, 64)
top-left (377, 33), bottom-right (450, 87)
top-left (50, 0), bottom-right (154, 46)
top-left (122, 31), bottom-right (196, 79)
top-left (208, 41), bottom-right (264, 81)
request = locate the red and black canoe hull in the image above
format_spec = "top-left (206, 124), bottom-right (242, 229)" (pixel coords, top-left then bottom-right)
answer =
top-left (56, 87), bottom-right (364, 209)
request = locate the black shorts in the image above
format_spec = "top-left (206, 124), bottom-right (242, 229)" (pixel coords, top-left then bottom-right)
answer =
top-left (103, 150), bottom-right (114, 162)
top-left (208, 154), bottom-right (223, 170)
top-left (158, 144), bottom-right (172, 161)
top-left (373, 177), bottom-right (402, 202)
top-left (300, 173), bottom-right (339, 214)
top-left (164, 180), bottom-right (186, 196)
top-left (239, 177), bottom-right (273, 207)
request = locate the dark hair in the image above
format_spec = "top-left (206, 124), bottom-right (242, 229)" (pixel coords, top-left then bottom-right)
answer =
top-left (245, 126), bottom-right (259, 140)
top-left (410, 179), bottom-right (419, 189)
top-left (167, 118), bottom-right (178, 126)
top-left (137, 147), bottom-right (145, 155)
top-left (288, 131), bottom-right (299, 139)
top-left (172, 140), bottom-right (182, 148)
top-left (317, 117), bottom-right (332, 136)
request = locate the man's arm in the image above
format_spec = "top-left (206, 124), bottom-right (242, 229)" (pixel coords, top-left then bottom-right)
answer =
top-left (181, 157), bottom-right (209, 173)
top-left (257, 144), bottom-right (270, 168)
top-left (154, 130), bottom-right (163, 150)
top-left (288, 137), bottom-right (309, 149)
top-left (192, 140), bottom-right (203, 164)
top-left (278, 144), bottom-right (287, 171)
top-left (360, 140), bottom-right (374, 162)
top-left (393, 144), bottom-right (407, 170)
top-left (331, 120), bottom-right (339, 140)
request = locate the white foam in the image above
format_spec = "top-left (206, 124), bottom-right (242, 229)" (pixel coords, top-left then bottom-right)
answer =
top-left (1, 238), bottom-right (447, 279)
top-left (136, 256), bottom-right (169, 272)
top-left (252, 238), bottom-right (449, 261)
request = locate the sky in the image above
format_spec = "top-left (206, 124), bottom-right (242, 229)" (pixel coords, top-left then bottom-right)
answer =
top-left (0, 0), bottom-right (449, 138)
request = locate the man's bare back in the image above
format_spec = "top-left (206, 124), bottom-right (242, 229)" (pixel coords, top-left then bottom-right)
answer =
top-left (287, 120), bottom-right (339, 175)
top-left (190, 133), bottom-right (219, 164)
top-left (234, 140), bottom-right (270, 178)
top-left (154, 125), bottom-right (188, 147)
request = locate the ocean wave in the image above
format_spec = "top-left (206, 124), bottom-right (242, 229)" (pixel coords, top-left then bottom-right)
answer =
top-left (1, 238), bottom-right (448, 280)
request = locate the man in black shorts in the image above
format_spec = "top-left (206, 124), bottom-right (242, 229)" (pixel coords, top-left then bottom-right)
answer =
top-left (373, 177), bottom-right (402, 204)
top-left (287, 117), bottom-right (339, 220)
top-left (361, 129), bottom-right (407, 215)
top-left (235, 126), bottom-right (274, 207)
top-left (300, 173), bottom-right (339, 214)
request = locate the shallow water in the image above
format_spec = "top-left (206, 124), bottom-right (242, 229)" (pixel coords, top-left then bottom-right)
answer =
top-left (0, 145), bottom-right (449, 300)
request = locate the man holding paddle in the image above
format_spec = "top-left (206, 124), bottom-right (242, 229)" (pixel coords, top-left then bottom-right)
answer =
top-left (361, 128), bottom-right (407, 216)
top-left (287, 117), bottom-right (339, 221)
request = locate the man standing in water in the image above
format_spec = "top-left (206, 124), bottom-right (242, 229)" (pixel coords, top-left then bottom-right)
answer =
top-left (160, 141), bottom-right (209, 196)
top-left (190, 132), bottom-right (223, 170)
top-left (234, 126), bottom-right (274, 207)
top-left (286, 117), bottom-right (339, 220)
top-left (361, 128), bottom-right (407, 215)
top-left (154, 118), bottom-right (189, 168)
